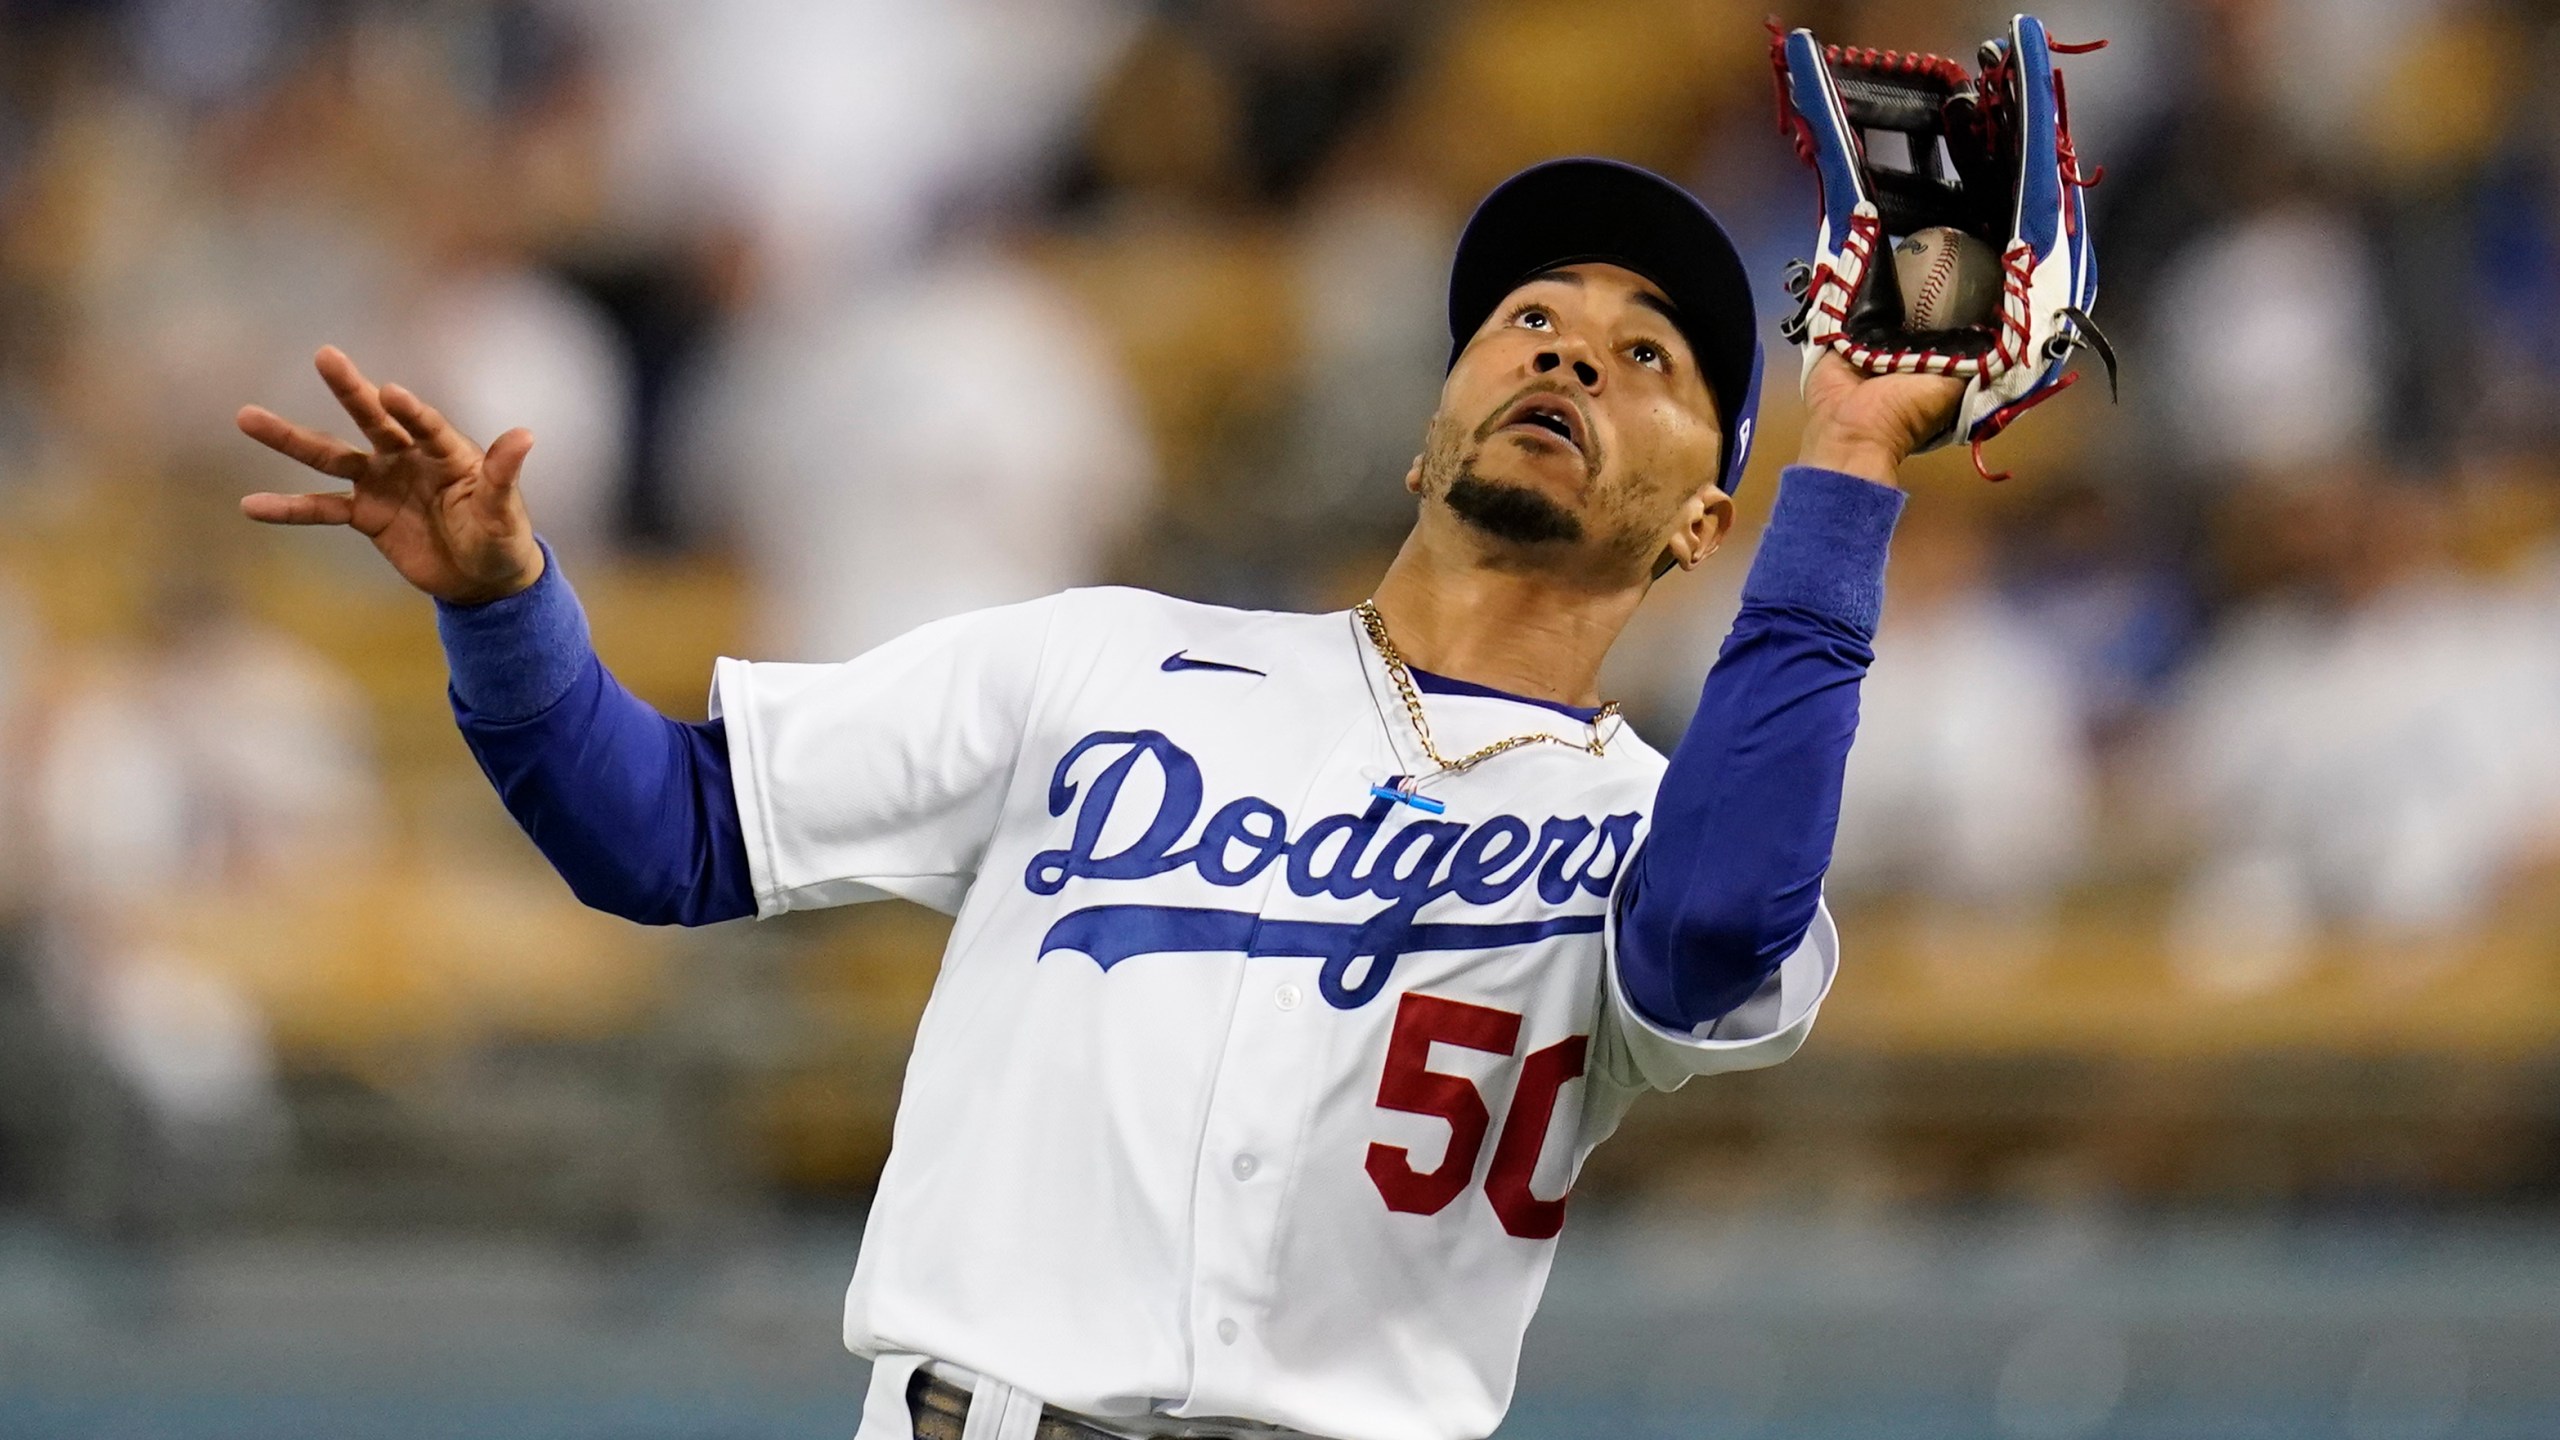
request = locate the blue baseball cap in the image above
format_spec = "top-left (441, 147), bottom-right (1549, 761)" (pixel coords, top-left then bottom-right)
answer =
top-left (1447, 158), bottom-right (1764, 497)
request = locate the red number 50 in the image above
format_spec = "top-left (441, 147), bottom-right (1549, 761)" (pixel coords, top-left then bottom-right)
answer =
top-left (1363, 992), bottom-right (1590, 1240)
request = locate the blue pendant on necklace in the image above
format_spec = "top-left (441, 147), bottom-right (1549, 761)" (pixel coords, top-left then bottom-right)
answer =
top-left (1370, 775), bottom-right (1446, 815)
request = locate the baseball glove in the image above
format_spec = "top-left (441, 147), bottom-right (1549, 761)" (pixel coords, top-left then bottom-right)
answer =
top-left (1772, 13), bottom-right (2114, 479)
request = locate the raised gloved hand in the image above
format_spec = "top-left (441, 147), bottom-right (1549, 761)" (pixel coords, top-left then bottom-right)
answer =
top-left (1772, 13), bottom-right (2115, 480)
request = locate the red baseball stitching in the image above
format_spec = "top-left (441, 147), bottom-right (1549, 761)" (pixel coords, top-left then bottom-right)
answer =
top-left (1909, 236), bottom-right (1960, 328)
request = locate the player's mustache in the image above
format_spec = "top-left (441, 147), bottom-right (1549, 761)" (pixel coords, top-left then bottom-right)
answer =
top-left (1473, 383), bottom-right (1602, 478)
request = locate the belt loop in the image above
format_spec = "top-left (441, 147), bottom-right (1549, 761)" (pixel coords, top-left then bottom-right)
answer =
top-left (958, 1376), bottom-right (1045, 1440)
top-left (859, 1354), bottom-right (927, 1440)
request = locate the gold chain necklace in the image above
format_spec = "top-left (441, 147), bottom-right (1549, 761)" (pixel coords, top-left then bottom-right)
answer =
top-left (1355, 600), bottom-right (1621, 784)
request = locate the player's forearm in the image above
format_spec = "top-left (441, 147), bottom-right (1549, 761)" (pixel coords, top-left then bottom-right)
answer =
top-left (1617, 465), bottom-right (1902, 1028)
top-left (438, 552), bottom-right (755, 926)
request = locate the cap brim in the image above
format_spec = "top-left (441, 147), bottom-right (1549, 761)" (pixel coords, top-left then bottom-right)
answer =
top-left (1448, 158), bottom-right (1763, 495)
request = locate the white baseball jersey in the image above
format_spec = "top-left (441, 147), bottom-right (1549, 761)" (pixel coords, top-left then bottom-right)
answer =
top-left (710, 586), bottom-right (1837, 1440)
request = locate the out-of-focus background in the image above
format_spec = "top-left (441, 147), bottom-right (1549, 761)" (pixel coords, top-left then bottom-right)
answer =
top-left (0, 0), bottom-right (2556, 1435)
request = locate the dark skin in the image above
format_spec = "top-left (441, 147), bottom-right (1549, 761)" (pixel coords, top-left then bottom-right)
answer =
top-left (237, 267), bottom-right (1959, 701)
top-left (1370, 262), bottom-right (1959, 704)
top-left (237, 345), bottom-right (543, 606)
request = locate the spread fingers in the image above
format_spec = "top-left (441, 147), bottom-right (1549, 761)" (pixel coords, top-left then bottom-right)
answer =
top-left (314, 345), bottom-right (414, 452)
top-left (378, 384), bottom-right (473, 465)
top-left (240, 491), bottom-right (357, 526)
top-left (236, 406), bottom-right (367, 480)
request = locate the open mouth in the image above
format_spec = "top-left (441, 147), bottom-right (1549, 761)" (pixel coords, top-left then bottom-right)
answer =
top-left (1493, 392), bottom-right (1589, 459)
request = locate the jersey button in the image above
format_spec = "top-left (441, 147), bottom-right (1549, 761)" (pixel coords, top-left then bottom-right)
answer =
top-left (1216, 1319), bottom-right (1239, 1345)
top-left (1274, 983), bottom-right (1302, 1012)
top-left (1231, 1153), bottom-right (1258, 1180)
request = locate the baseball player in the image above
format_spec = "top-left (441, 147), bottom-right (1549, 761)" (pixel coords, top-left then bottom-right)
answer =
top-left (238, 158), bottom-right (1964, 1440)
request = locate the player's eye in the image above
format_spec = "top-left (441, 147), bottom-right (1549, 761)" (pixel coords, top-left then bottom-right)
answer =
top-left (1510, 305), bottom-right (1553, 332)
top-left (1629, 339), bottom-right (1669, 372)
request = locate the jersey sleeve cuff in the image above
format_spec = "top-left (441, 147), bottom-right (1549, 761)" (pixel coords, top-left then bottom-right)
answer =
top-left (709, 656), bottom-right (788, 920)
top-left (1601, 876), bottom-right (1839, 1092)
top-left (433, 538), bottom-right (594, 724)
top-left (1738, 465), bottom-right (1908, 637)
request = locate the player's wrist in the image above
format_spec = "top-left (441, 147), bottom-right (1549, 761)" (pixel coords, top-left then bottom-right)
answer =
top-left (1793, 429), bottom-right (1906, 489)
top-left (435, 537), bottom-right (591, 722)
top-left (435, 538), bottom-right (547, 608)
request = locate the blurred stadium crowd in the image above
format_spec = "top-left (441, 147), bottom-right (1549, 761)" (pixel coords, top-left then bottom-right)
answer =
top-left (0, 0), bottom-right (2556, 1245)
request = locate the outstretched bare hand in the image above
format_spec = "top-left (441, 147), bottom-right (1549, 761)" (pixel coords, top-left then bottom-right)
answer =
top-left (238, 346), bottom-right (544, 605)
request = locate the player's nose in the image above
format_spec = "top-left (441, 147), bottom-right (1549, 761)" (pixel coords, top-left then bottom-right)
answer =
top-left (1530, 339), bottom-right (1603, 394)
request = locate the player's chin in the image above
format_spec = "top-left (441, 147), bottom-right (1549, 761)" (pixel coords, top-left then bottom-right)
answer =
top-left (1443, 468), bottom-right (1588, 547)
top-left (1469, 434), bottom-right (1595, 504)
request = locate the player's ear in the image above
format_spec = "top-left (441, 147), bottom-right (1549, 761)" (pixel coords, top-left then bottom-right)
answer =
top-left (1403, 454), bottom-right (1424, 496)
top-left (1664, 486), bottom-right (1734, 571)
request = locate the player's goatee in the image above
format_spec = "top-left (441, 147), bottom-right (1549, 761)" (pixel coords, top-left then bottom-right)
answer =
top-left (1445, 471), bottom-right (1583, 544)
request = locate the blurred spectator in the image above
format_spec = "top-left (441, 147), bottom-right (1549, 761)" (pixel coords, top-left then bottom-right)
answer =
top-left (561, 0), bottom-right (1139, 302)
top-left (2151, 194), bottom-right (2386, 475)
top-left (2016, 0), bottom-right (2175, 166)
top-left (2089, 0), bottom-right (2297, 350)
top-left (1121, 155), bottom-right (1451, 610)
top-left (2464, 12), bottom-right (2560, 453)
top-left (1391, 0), bottom-right (1751, 212)
top-left (35, 580), bottom-right (380, 908)
top-left (79, 942), bottom-right (284, 1172)
top-left (2161, 472), bottom-right (2560, 990)
top-left (1831, 500), bottom-right (2097, 963)
top-left (415, 256), bottom-right (634, 567)
top-left (682, 245), bottom-right (1157, 660)
top-left (1276, 173), bottom-right (1449, 542)
top-left (31, 578), bottom-right (375, 1174)
top-left (2269, 0), bottom-right (2450, 161)
top-left (2364, 3), bottom-right (2524, 456)
top-left (1996, 477), bottom-right (2199, 744)
top-left (1056, 0), bottom-right (1425, 216)
top-left (124, 0), bottom-right (298, 108)
top-left (0, 574), bottom-right (34, 933)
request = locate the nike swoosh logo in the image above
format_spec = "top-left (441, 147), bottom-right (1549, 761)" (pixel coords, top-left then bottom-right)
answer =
top-left (1161, 651), bottom-right (1266, 677)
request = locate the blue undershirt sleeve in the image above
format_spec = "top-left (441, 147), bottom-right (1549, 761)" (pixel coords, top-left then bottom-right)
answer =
top-left (436, 544), bottom-right (755, 926)
top-left (1616, 465), bottom-right (1906, 1030)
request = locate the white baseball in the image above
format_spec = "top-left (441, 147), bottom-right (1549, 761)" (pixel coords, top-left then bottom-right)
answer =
top-left (1893, 226), bottom-right (2000, 331)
